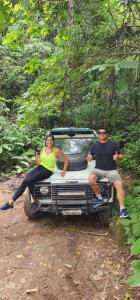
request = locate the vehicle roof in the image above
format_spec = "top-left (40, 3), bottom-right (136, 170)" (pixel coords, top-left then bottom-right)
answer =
top-left (49, 127), bottom-right (96, 135)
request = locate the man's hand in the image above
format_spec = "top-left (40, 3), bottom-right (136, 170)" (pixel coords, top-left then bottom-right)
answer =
top-left (86, 153), bottom-right (93, 161)
top-left (113, 151), bottom-right (122, 161)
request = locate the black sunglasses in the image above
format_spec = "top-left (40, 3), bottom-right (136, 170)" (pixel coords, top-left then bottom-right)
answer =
top-left (98, 131), bottom-right (107, 134)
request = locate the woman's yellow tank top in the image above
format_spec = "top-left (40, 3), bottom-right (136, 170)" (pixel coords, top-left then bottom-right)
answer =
top-left (39, 148), bottom-right (57, 172)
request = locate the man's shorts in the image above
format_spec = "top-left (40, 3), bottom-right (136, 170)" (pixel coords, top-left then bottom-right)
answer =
top-left (90, 169), bottom-right (122, 183)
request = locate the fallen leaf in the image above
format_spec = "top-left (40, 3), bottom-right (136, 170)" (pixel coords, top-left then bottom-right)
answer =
top-left (115, 286), bottom-right (119, 290)
top-left (113, 271), bottom-right (119, 276)
top-left (26, 288), bottom-right (39, 294)
top-left (73, 280), bottom-right (81, 285)
top-left (100, 291), bottom-right (108, 300)
top-left (16, 254), bottom-right (24, 259)
top-left (90, 274), bottom-right (102, 281)
top-left (65, 264), bottom-right (72, 269)
top-left (97, 270), bottom-right (104, 276)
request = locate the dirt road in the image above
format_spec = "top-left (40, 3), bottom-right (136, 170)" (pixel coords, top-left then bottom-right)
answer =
top-left (0, 177), bottom-right (138, 300)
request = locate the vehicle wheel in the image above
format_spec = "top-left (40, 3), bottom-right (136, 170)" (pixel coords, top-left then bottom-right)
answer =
top-left (24, 192), bottom-right (43, 219)
top-left (99, 206), bottom-right (113, 226)
top-left (57, 154), bottom-right (87, 171)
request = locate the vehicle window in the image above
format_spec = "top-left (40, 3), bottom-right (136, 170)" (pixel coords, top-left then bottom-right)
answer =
top-left (55, 138), bottom-right (95, 155)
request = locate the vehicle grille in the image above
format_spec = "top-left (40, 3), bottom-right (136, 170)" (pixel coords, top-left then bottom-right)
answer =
top-left (52, 183), bottom-right (111, 206)
top-left (34, 182), bottom-right (111, 207)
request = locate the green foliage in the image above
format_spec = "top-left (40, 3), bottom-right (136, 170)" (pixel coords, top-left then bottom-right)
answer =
top-left (0, 0), bottom-right (139, 131)
top-left (0, 116), bottom-right (45, 175)
top-left (0, 0), bottom-right (140, 287)
top-left (127, 274), bottom-right (140, 288)
top-left (133, 224), bottom-right (140, 238)
top-left (131, 239), bottom-right (140, 255)
top-left (130, 260), bottom-right (140, 272)
top-left (120, 140), bottom-right (140, 177)
top-left (112, 125), bottom-right (140, 177)
top-left (131, 186), bottom-right (140, 196)
top-left (120, 185), bottom-right (140, 287)
top-left (0, 0), bottom-right (139, 177)
top-left (127, 259), bottom-right (140, 287)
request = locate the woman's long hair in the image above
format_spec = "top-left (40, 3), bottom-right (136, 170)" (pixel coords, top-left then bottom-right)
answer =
top-left (46, 134), bottom-right (55, 143)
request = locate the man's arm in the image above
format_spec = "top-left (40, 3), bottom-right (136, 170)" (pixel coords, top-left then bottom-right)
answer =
top-left (86, 144), bottom-right (95, 161)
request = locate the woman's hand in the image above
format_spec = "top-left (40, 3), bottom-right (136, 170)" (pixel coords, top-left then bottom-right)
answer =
top-left (35, 150), bottom-right (41, 165)
top-left (60, 170), bottom-right (66, 177)
top-left (35, 155), bottom-right (41, 165)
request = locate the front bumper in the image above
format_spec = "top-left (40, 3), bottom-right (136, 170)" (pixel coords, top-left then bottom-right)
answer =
top-left (34, 182), bottom-right (113, 215)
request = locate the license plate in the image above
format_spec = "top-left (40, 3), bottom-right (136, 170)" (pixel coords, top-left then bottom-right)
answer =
top-left (62, 210), bottom-right (82, 216)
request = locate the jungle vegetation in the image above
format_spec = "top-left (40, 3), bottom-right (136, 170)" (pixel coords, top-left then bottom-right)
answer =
top-left (0, 0), bottom-right (140, 175)
top-left (0, 0), bottom-right (140, 288)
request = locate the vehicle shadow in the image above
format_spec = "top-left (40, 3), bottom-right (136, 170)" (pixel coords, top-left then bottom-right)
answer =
top-left (27, 212), bottom-right (108, 232)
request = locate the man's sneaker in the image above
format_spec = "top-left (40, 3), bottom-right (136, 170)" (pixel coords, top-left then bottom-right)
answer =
top-left (120, 208), bottom-right (128, 218)
top-left (102, 198), bottom-right (108, 203)
top-left (93, 197), bottom-right (104, 208)
top-left (0, 202), bottom-right (13, 210)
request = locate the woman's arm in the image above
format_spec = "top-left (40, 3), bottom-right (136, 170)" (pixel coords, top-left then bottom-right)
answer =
top-left (56, 149), bottom-right (69, 177)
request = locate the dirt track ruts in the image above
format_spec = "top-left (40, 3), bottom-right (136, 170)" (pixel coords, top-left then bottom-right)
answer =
top-left (0, 177), bottom-right (139, 300)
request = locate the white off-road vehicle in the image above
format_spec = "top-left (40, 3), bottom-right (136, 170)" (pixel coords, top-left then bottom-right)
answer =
top-left (24, 128), bottom-right (116, 225)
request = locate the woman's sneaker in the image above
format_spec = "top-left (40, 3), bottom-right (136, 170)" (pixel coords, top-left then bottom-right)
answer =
top-left (0, 202), bottom-right (13, 210)
top-left (120, 208), bottom-right (128, 218)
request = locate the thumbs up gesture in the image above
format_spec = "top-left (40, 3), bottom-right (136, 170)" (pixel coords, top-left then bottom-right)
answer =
top-left (113, 151), bottom-right (119, 161)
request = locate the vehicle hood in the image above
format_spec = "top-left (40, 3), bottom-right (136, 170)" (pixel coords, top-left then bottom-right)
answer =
top-left (41, 161), bottom-right (108, 183)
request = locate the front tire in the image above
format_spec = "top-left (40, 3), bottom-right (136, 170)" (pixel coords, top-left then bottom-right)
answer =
top-left (24, 192), bottom-right (42, 219)
top-left (99, 205), bottom-right (113, 226)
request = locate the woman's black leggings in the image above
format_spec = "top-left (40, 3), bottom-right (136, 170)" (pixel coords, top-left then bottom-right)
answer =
top-left (12, 165), bottom-right (52, 201)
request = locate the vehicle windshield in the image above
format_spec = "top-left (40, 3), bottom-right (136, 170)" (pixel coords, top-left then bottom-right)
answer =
top-left (55, 138), bottom-right (95, 155)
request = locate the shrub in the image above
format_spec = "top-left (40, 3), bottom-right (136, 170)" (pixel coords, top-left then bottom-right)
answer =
top-left (0, 116), bottom-right (45, 175)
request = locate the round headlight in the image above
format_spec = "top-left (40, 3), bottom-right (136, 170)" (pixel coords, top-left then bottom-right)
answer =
top-left (40, 186), bottom-right (49, 195)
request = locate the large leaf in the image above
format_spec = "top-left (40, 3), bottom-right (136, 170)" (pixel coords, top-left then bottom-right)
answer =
top-left (130, 260), bottom-right (140, 272)
top-left (2, 144), bottom-right (12, 150)
top-left (129, 213), bottom-right (140, 224)
top-left (120, 218), bottom-right (131, 226)
top-left (85, 59), bottom-right (139, 74)
top-left (132, 186), bottom-right (140, 196)
top-left (127, 274), bottom-right (140, 287)
top-left (116, 59), bottom-right (139, 69)
top-left (133, 224), bottom-right (140, 238)
top-left (24, 149), bottom-right (35, 156)
top-left (131, 239), bottom-right (140, 255)
top-left (15, 165), bottom-right (24, 173)
top-left (117, 79), bottom-right (128, 95)
top-left (20, 161), bottom-right (30, 166)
